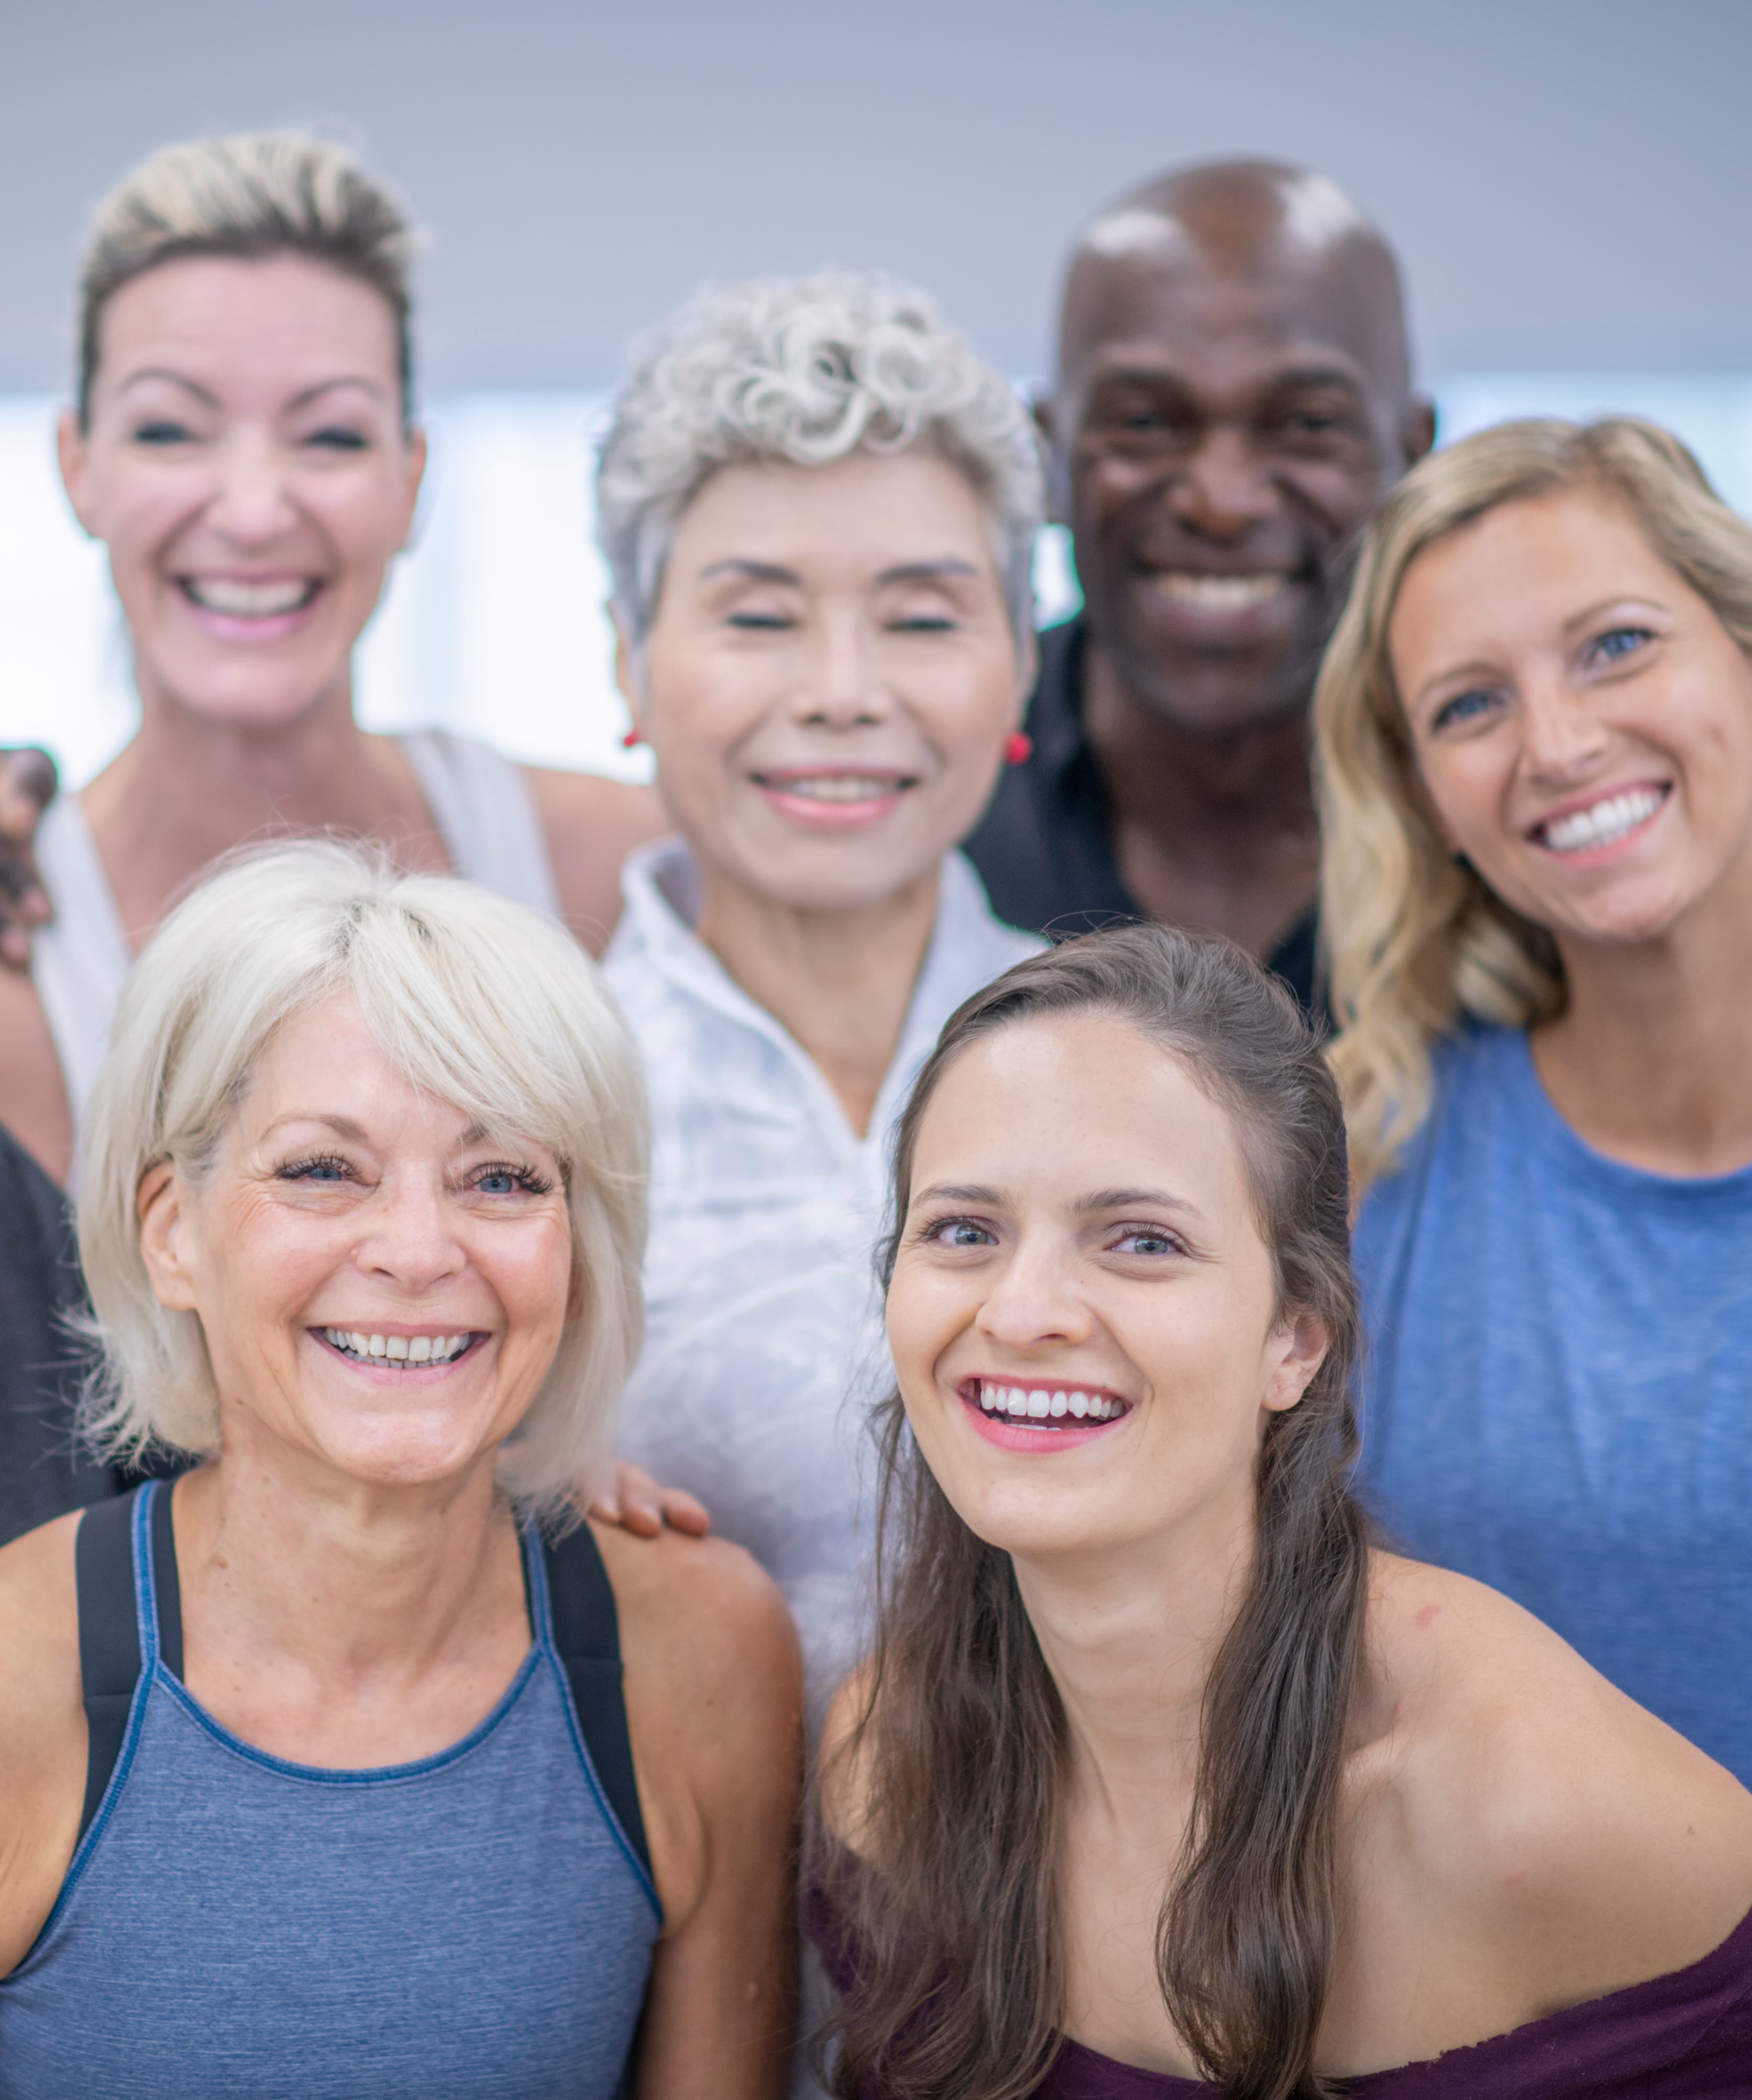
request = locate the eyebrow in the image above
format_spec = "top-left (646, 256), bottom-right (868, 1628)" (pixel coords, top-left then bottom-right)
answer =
top-left (261, 1113), bottom-right (372, 1144)
top-left (1087, 360), bottom-right (1365, 399)
top-left (115, 370), bottom-right (386, 411)
top-left (697, 557), bottom-right (982, 588)
top-left (909, 1181), bottom-right (1205, 1220)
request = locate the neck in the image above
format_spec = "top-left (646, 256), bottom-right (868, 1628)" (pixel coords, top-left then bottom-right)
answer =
top-left (1011, 1485), bottom-right (1256, 1817)
top-left (176, 1418), bottom-right (520, 1688)
top-left (693, 856), bottom-right (942, 1138)
top-left (80, 670), bottom-right (442, 946)
top-left (1535, 867), bottom-right (1752, 1174)
top-left (1081, 639), bottom-right (1319, 957)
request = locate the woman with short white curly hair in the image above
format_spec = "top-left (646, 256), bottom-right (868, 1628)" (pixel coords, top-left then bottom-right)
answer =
top-left (0, 841), bottom-right (801, 2098)
top-left (593, 271), bottom-right (1045, 1726)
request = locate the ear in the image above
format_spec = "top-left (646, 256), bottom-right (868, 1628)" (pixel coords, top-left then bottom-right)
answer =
top-left (1260, 1311), bottom-right (1329, 1415)
top-left (1032, 391), bottom-right (1073, 527)
top-left (611, 610), bottom-right (645, 722)
top-left (56, 407), bottom-right (98, 538)
top-left (396, 422), bottom-right (430, 550)
top-left (137, 1160), bottom-right (203, 1315)
top-left (1402, 393), bottom-right (1437, 468)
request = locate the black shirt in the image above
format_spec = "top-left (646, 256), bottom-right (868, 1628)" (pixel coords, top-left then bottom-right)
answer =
top-left (963, 619), bottom-right (1321, 1015)
top-left (0, 1125), bottom-right (117, 1548)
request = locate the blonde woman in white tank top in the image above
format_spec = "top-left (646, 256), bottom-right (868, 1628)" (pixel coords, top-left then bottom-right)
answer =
top-left (0, 133), bottom-right (664, 1190)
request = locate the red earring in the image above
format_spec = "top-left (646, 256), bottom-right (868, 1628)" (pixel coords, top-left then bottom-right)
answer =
top-left (1005, 730), bottom-right (1033, 766)
top-left (620, 727), bottom-right (644, 749)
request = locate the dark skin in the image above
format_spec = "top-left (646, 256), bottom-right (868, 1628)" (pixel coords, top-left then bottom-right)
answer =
top-left (1043, 159), bottom-right (1435, 960)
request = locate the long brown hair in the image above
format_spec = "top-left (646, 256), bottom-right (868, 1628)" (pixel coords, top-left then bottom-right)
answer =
top-left (817, 925), bottom-right (1369, 2100)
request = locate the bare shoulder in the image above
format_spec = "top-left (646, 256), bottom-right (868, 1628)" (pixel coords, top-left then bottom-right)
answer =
top-left (817, 1661), bottom-right (879, 1853)
top-left (0, 1511), bottom-right (87, 1974)
top-left (1362, 1551), bottom-right (1752, 1994)
top-left (522, 768), bottom-right (667, 955)
top-left (592, 1520), bottom-right (800, 1725)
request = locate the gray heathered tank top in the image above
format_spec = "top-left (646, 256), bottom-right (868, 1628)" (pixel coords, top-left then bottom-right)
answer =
top-left (0, 1483), bottom-right (662, 2098)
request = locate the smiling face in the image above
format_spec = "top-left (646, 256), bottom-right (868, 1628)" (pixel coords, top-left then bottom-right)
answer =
top-left (885, 1011), bottom-right (1324, 1564)
top-left (136, 992), bottom-right (573, 1491)
top-left (1050, 195), bottom-right (1427, 734)
top-left (58, 253), bottom-right (425, 730)
top-left (628, 450), bottom-right (1027, 914)
top-left (1391, 487), bottom-right (1752, 952)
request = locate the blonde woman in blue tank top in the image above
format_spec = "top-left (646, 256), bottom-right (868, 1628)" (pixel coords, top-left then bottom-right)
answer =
top-left (0, 843), bottom-right (802, 2098)
top-left (1317, 417), bottom-right (1752, 1786)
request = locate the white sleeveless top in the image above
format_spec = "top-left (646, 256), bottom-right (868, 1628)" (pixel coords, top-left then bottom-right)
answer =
top-left (32, 731), bottom-right (562, 1146)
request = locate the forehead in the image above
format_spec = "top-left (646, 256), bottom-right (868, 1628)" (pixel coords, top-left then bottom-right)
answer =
top-left (672, 449), bottom-right (999, 566)
top-left (911, 1012), bottom-right (1253, 1217)
top-left (96, 253), bottom-right (399, 387)
top-left (1060, 233), bottom-right (1398, 408)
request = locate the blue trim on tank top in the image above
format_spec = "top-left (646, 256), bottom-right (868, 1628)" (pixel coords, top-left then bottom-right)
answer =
top-left (35, 1481), bottom-right (659, 1957)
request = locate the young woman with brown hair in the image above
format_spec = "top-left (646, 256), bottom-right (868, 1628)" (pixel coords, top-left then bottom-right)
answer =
top-left (811, 925), bottom-right (1752, 2099)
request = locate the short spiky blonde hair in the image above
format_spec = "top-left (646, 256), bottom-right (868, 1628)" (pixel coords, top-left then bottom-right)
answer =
top-left (78, 130), bottom-right (417, 425)
top-left (1317, 415), bottom-right (1752, 1191)
top-left (77, 843), bottom-right (647, 1518)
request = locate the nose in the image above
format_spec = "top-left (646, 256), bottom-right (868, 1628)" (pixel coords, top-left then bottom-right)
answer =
top-left (205, 427), bottom-right (300, 547)
top-left (1518, 669), bottom-right (1613, 787)
top-left (1167, 425), bottom-right (1278, 542)
top-left (975, 1231), bottom-right (1094, 1352)
top-left (795, 607), bottom-right (890, 731)
top-left (352, 1175), bottom-right (468, 1297)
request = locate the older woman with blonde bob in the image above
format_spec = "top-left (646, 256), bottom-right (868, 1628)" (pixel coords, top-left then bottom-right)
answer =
top-left (0, 843), bottom-right (800, 2098)
top-left (1317, 415), bottom-right (1752, 1786)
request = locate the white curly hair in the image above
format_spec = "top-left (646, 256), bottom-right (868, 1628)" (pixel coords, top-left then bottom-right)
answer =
top-left (594, 269), bottom-right (1044, 648)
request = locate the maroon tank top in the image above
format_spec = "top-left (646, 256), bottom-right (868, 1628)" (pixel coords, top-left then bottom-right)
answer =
top-left (806, 1878), bottom-right (1752, 2097)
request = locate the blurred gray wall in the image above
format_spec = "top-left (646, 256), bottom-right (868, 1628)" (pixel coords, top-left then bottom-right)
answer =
top-left (2, 0), bottom-right (1746, 393)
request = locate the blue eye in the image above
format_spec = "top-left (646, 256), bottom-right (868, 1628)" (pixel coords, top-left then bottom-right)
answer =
top-left (1114, 1229), bottom-right (1178, 1257)
top-left (1430, 687), bottom-right (1500, 732)
top-left (923, 1218), bottom-right (995, 1249)
top-left (475, 1169), bottom-right (519, 1195)
top-left (471, 1163), bottom-right (552, 1197)
top-left (280, 1154), bottom-right (350, 1184)
top-left (1591, 625), bottom-right (1651, 665)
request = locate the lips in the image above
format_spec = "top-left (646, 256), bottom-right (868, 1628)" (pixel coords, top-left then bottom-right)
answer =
top-left (1154, 572), bottom-right (1291, 613)
top-left (1532, 783), bottom-right (1669, 856)
top-left (958, 1376), bottom-right (1132, 1451)
top-left (180, 575), bottom-right (322, 619)
top-left (751, 768), bottom-right (918, 829)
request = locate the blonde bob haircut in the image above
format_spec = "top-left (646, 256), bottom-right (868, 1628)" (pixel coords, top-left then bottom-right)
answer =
top-left (77, 130), bottom-right (417, 427)
top-left (1317, 414), bottom-right (1752, 1191)
top-left (77, 841), bottom-right (647, 1519)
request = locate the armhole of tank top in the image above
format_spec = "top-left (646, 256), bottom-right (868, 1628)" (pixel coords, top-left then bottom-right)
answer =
top-left (74, 1487), bottom-right (149, 1843)
top-left (536, 1522), bottom-right (657, 1900)
top-left (400, 731), bottom-right (562, 918)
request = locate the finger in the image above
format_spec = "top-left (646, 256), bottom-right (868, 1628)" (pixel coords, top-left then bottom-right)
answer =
top-left (584, 1491), bottom-right (621, 1524)
top-left (658, 1490), bottom-right (711, 1537)
top-left (618, 1499), bottom-right (664, 1538)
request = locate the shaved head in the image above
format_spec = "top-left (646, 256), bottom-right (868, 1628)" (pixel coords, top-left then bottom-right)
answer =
top-left (1044, 157), bottom-right (1431, 734)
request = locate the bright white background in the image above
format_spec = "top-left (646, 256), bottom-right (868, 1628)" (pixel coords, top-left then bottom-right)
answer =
top-left (6, 376), bottom-right (1752, 791)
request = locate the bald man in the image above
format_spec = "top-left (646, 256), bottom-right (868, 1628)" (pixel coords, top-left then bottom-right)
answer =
top-left (964, 158), bottom-right (1435, 1008)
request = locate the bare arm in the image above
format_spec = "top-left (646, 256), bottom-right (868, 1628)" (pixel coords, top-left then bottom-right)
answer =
top-left (524, 769), bottom-right (668, 958)
top-left (0, 748), bottom-right (56, 970)
top-left (599, 1523), bottom-right (804, 2099)
top-left (0, 1513), bottom-right (88, 1976)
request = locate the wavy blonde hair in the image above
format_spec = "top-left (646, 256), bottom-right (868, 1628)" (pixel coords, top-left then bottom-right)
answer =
top-left (1317, 415), bottom-right (1752, 1190)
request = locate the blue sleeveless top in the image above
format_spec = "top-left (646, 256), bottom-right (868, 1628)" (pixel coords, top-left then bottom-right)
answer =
top-left (0, 1483), bottom-right (663, 2098)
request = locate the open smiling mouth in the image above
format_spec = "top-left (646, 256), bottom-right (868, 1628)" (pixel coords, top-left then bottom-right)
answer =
top-left (1532, 783), bottom-right (1670, 856)
top-left (751, 771), bottom-right (919, 804)
top-left (964, 1377), bottom-right (1130, 1427)
top-left (1153, 572), bottom-right (1295, 614)
top-left (314, 1328), bottom-right (482, 1368)
top-left (180, 577), bottom-right (322, 619)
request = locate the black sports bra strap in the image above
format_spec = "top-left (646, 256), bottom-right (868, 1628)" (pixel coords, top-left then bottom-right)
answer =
top-left (148, 1477), bottom-right (184, 1682)
top-left (542, 1522), bottom-right (653, 1884)
top-left (76, 1490), bottom-right (144, 1842)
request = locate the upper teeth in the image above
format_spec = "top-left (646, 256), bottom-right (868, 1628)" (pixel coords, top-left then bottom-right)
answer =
top-left (976, 1380), bottom-right (1123, 1422)
top-left (185, 578), bottom-right (314, 616)
top-left (1160, 573), bottom-right (1287, 611)
top-left (766, 775), bottom-right (904, 802)
top-left (322, 1329), bottom-right (472, 1364)
top-left (1540, 787), bottom-right (1664, 855)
